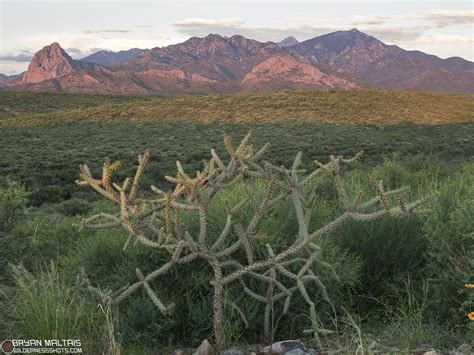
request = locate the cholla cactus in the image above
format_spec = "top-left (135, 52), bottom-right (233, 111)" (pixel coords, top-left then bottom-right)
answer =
top-left (76, 132), bottom-right (433, 349)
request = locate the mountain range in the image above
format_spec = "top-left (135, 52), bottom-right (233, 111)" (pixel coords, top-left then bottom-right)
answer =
top-left (2, 29), bottom-right (473, 93)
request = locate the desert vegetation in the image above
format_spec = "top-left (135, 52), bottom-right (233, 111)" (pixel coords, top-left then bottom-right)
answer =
top-left (0, 90), bottom-right (473, 353)
top-left (1, 90), bottom-right (473, 127)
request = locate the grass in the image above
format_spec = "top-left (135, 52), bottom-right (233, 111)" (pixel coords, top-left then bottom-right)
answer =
top-left (1, 89), bottom-right (473, 127)
top-left (383, 278), bottom-right (431, 350)
top-left (0, 262), bottom-right (107, 353)
top-left (0, 90), bottom-right (154, 120)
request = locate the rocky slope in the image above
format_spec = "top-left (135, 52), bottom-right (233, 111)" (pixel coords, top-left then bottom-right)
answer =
top-left (242, 56), bottom-right (356, 89)
top-left (18, 42), bottom-right (101, 84)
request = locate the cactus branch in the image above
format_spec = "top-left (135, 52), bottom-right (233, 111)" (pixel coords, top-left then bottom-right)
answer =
top-left (76, 132), bottom-right (433, 349)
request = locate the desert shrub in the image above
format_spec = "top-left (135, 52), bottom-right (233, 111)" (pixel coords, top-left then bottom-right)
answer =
top-left (423, 163), bottom-right (474, 327)
top-left (0, 179), bottom-right (29, 231)
top-left (334, 215), bottom-right (427, 308)
top-left (119, 295), bottom-right (177, 347)
top-left (66, 228), bottom-right (146, 289)
top-left (54, 197), bottom-right (93, 216)
top-left (29, 184), bottom-right (68, 206)
top-left (328, 157), bottom-right (448, 310)
top-left (0, 211), bottom-right (83, 279)
top-left (326, 160), bottom-right (473, 346)
top-left (2, 119), bottom-right (473, 207)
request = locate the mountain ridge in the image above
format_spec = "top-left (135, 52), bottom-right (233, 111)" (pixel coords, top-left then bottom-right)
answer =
top-left (2, 29), bottom-right (473, 93)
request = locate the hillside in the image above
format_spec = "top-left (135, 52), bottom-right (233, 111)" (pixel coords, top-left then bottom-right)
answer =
top-left (1, 90), bottom-right (473, 127)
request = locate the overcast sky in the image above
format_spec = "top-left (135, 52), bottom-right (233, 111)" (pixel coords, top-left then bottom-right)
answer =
top-left (0, 0), bottom-right (472, 74)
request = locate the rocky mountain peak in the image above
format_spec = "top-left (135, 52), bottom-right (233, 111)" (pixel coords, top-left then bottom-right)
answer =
top-left (314, 29), bottom-right (381, 53)
top-left (167, 33), bottom-right (235, 58)
top-left (184, 33), bottom-right (227, 46)
top-left (22, 42), bottom-right (75, 83)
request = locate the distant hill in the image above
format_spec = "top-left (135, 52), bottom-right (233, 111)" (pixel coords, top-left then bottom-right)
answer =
top-left (0, 73), bottom-right (22, 83)
top-left (2, 29), bottom-right (473, 93)
top-left (277, 36), bottom-right (299, 47)
top-left (80, 48), bottom-right (146, 66)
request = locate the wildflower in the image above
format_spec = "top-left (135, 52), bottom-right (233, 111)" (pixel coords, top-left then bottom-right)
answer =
top-left (465, 284), bottom-right (474, 289)
top-left (468, 312), bottom-right (474, 321)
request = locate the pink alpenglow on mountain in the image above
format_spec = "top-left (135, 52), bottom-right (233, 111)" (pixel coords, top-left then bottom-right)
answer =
top-left (243, 56), bottom-right (356, 89)
top-left (2, 30), bottom-right (473, 93)
top-left (22, 43), bottom-right (75, 83)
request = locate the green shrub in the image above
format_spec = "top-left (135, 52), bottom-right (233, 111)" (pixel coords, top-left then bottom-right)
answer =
top-left (0, 211), bottom-right (83, 279)
top-left (55, 198), bottom-right (93, 216)
top-left (423, 163), bottom-right (474, 327)
top-left (0, 179), bottom-right (29, 231)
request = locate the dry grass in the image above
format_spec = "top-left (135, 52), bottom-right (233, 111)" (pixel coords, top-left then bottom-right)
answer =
top-left (1, 89), bottom-right (473, 127)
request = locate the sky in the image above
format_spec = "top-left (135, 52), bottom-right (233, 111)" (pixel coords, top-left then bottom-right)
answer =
top-left (0, 0), bottom-right (473, 75)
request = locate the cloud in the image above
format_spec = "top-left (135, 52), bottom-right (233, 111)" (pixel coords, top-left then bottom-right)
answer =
top-left (410, 34), bottom-right (473, 46)
top-left (173, 18), bottom-right (245, 27)
top-left (416, 10), bottom-right (473, 28)
top-left (360, 25), bottom-right (430, 43)
top-left (0, 46), bottom-right (107, 63)
top-left (0, 60), bottom-right (30, 75)
top-left (64, 47), bottom-right (89, 58)
top-left (83, 29), bottom-right (132, 34)
top-left (351, 16), bottom-right (391, 26)
top-left (12, 31), bottom-right (180, 58)
top-left (172, 18), bottom-right (334, 42)
top-left (238, 25), bottom-right (336, 42)
top-left (393, 33), bottom-right (473, 61)
top-left (89, 47), bottom-right (109, 52)
top-left (172, 17), bottom-right (435, 45)
top-left (0, 52), bottom-right (33, 62)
